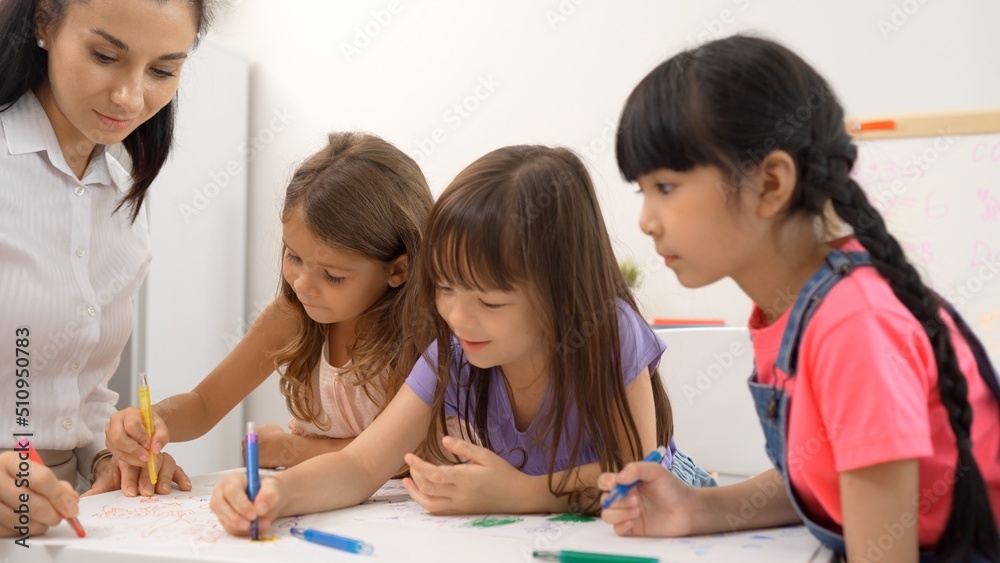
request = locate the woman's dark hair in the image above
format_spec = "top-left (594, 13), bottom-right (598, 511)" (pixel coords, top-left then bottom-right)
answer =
top-left (617, 34), bottom-right (998, 561)
top-left (0, 0), bottom-right (216, 223)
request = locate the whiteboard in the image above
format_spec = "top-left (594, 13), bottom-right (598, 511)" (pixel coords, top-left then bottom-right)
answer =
top-left (851, 131), bottom-right (1000, 370)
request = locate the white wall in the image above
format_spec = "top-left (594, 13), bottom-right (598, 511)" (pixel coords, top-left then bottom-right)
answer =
top-left (204, 0), bottom-right (1000, 424)
top-left (111, 39), bottom-right (250, 475)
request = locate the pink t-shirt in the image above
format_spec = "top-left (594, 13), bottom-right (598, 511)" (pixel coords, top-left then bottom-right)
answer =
top-left (288, 340), bottom-right (386, 439)
top-left (749, 239), bottom-right (1000, 547)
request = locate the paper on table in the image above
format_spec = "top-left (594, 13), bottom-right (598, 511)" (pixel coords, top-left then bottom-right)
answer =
top-left (30, 472), bottom-right (318, 555)
top-left (352, 499), bottom-right (595, 541)
top-left (361, 478), bottom-right (410, 504)
top-left (20, 470), bottom-right (827, 563)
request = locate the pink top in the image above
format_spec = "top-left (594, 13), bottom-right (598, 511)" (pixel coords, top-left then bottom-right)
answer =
top-left (749, 239), bottom-right (1000, 547)
top-left (288, 340), bottom-right (386, 439)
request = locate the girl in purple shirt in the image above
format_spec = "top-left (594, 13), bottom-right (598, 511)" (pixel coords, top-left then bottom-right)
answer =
top-left (210, 145), bottom-right (712, 534)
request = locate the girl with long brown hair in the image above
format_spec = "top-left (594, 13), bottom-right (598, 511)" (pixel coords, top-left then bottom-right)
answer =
top-left (208, 144), bottom-right (713, 536)
top-left (105, 131), bottom-right (433, 496)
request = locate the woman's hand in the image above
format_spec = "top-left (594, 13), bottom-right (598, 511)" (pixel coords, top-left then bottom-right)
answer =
top-left (105, 406), bottom-right (189, 496)
top-left (0, 451), bottom-right (79, 537)
top-left (82, 455), bottom-right (121, 497)
top-left (116, 452), bottom-right (191, 497)
top-left (402, 436), bottom-right (529, 515)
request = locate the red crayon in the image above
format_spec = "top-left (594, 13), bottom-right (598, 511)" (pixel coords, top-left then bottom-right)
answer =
top-left (15, 439), bottom-right (86, 538)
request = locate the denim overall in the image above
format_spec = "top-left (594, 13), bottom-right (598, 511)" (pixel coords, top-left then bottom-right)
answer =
top-left (747, 249), bottom-right (1000, 559)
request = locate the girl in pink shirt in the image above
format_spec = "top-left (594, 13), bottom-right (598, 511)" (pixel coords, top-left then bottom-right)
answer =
top-left (105, 132), bottom-right (433, 494)
top-left (599, 35), bottom-right (1000, 562)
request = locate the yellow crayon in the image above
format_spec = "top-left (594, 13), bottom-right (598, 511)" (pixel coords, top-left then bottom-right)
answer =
top-left (137, 372), bottom-right (157, 485)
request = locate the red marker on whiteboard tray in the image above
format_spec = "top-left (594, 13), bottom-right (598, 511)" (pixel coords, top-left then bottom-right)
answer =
top-left (850, 120), bottom-right (896, 132)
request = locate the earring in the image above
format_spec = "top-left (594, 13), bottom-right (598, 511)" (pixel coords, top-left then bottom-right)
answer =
top-left (37, 39), bottom-right (46, 48)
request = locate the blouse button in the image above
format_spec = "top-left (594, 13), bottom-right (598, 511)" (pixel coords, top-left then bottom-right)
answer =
top-left (87, 306), bottom-right (97, 317)
top-left (74, 186), bottom-right (85, 196)
top-left (62, 418), bottom-right (73, 430)
top-left (76, 248), bottom-right (87, 258)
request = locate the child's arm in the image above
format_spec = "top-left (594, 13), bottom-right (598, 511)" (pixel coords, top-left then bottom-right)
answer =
top-left (532, 367), bottom-right (660, 512)
top-left (402, 368), bottom-right (662, 514)
top-left (535, 366), bottom-right (659, 512)
top-left (841, 459), bottom-right (918, 562)
top-left (253, 423), bottom-right (353, 468)
top-left (600, 367), bottom-right (801, 534)
top-left (162, 298), bottom-right (298, 439)
top-left (105, 299), bottom-right (297, 485)
top-left (403, 436), bottom-right (546, 513)
top-left (528, 366), bottom-right (661, 512)
top-left (210, 384), bottom-right (432, 535)
top-left (600, 465), bottom-right (800, 536)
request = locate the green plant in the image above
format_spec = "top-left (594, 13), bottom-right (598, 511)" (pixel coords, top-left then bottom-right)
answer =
top-left (618, 257), bottom-right (642, 289)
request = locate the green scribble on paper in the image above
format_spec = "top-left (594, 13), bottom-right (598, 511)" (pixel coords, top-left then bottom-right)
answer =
top-left (547, 513), bottom-right (595, 523)
top-left (465, 516), bottom-right (523, 528)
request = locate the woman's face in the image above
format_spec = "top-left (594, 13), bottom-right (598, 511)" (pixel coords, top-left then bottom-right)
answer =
top-left (36, 0), bottom-right (198, 154)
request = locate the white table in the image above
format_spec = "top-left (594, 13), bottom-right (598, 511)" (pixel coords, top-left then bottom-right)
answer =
top-left (4, 472), bottom-right (837, 563)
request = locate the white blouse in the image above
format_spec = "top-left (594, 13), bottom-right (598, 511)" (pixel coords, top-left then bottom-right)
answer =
top-left (0, 91), bottom-right (151, 482)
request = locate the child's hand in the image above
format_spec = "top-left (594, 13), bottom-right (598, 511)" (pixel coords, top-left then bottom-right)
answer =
top-left (210, 472), bottom-right (282, 536)
top-left (402, 436), bottom-right (527, 514)
top-left (115, 453), bottom-right (191, 497)
top-left (105, 406), bottom-right (171, 469)
top-left (598, 461), bottom-right (697, 537)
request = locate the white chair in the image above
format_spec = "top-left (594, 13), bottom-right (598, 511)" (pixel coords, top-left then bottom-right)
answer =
top-left (655, 327), bottom-right (773, 483)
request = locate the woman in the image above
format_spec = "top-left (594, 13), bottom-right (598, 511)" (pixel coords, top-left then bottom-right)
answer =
top-left (0, 0), bottom-right (215, 537)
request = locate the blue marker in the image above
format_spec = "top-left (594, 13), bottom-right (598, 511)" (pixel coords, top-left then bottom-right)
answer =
top-left (245, 421), bottom-right (260, 540)
top-left (600, 446), bottom-right (668, 510)
top-left (290, 527), bottom-right (374, 555)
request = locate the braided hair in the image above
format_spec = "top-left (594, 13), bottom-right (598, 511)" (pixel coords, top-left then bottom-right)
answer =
top-left (616, 34), bottom-right (999, 561)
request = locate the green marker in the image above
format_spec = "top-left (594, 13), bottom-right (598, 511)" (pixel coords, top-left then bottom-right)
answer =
top-left (533, 550), bottom-right (659, 563)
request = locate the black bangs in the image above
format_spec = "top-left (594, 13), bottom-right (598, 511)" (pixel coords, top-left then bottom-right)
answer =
top-left (425, 177), bottom-right (527, 293)
top-left (616, 51), bottom-right (722, 182)
top-left (615, 53), bottom-right (709, 182)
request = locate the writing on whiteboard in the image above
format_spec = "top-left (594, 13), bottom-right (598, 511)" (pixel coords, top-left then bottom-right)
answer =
top-left (972, 141), bottom-right (1000, 162)
top-left (971, 241), bottom-right (1000, 268)
top-left (977, 187), bottom-right (1000, 221)
top-left (850, 132), bottom-right (999, 369)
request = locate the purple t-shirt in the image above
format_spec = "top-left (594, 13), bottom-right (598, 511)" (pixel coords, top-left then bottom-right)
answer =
top-left (406, 298), bottom-right (672, 476)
